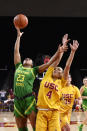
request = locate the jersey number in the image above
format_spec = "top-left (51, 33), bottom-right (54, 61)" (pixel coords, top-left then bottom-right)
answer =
top-left (17, 74), bottom-right (25, 82)
top-left (65, 99), bottom-right (71, 104)
top-left (47, 91), bottom-right (52, 99)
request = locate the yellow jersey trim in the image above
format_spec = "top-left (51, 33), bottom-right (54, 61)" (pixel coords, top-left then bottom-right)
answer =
top-left (22, 66), bottom-right (31, 70)
top-left (25, 98), bottom-right (36, 114)
top-left (30, 69), bottom-right (35, 79)
top-left (14, 105), bottom-right (25, 118)
top-left (22, 66), bottom-right (35, 79)
top-left (21, 66), bottom-right (35, 78)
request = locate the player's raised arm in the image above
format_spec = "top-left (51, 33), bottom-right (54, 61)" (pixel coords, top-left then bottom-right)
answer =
top-left (38, 43), bottom-right (67, 73)
top-left (14, 28), bottom-right (23, 65)
top-left (63, 40), bottom-right (79, 80)
top-left (49, 34), bottom-right (70, 68)
top-left (58, 34), bottom-right (70, 63)
top-left (38, 34), bottom-right (69, 73)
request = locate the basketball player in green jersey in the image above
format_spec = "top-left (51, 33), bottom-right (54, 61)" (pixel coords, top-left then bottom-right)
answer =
top-left (14, 27), bottom-right (69, 131)
top-left (78, 77), bottom-right (87, 131)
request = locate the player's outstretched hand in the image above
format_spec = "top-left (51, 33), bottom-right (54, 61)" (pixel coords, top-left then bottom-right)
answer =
top-left (62, 34), bottom-right (70, 45)
top-left (70, 40), bottom-right (79, 52)
top-left (58, 44), bottom-right (68, 53)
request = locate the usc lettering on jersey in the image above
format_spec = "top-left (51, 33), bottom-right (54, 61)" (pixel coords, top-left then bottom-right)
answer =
top-left (60, 85), bottom-right (81, 113)
top-left (37, 66), bottom-right (65, 110)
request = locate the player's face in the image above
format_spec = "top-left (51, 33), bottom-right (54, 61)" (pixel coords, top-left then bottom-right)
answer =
top-left (83, 78), bottom-right (87, 86)
top-left (52, 67), bottom-right (63, 79)
top-left (66, 75), bottom-right (72, 84)
top-left (23, 58), bottom-right (33, 67)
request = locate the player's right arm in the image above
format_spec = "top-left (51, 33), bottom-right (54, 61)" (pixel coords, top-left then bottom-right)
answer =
top-left (74, 87), bottom-right (82, 110)
top-left (14, 28), bottom-right (23, 65)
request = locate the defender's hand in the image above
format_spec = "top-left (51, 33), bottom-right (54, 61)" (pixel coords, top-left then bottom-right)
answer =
top-left (62, 34), bottom-right (70, 45)
top-left (58, 44), bottom-right (68, 53)
top-left (70, 40), bottom-right (79, 52)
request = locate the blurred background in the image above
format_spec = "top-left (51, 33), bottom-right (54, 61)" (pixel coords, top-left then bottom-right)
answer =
top-left (0, 16), bottom-right (87, 89)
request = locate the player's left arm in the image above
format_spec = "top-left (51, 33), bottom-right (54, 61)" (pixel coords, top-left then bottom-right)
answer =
top-left (14, 28), bottom-right (23, 65)
top-left (75, 97), bottom-right (82, 106)
top-left (63, 40), bottom-right (79, 80)
top-left (75, 87), bottom-right (82, 109)
top-left (50, 34), bottom-right (70, 68)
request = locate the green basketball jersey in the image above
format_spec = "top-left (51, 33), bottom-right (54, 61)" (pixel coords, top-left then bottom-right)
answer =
top-left (82, 86), bottom-right (87, 96)
top-left (14, 62), bottom-right (39, 97)
top-left (82, 86), bottom-right (87, 110)
top-left (82, 86), bottom-right (87, 103)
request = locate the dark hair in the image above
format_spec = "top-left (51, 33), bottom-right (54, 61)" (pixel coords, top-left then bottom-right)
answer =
top-left (83, 76), bottom-right (87, 80)
top-left (23, 58), bottom-right (34, 67)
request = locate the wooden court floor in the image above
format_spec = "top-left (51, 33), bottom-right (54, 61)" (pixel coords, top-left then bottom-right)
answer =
top-left (0, 111), bottom-right (87, 131)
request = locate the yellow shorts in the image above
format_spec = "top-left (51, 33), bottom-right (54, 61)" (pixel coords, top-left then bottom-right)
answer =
top-left (36, 110), bottom-right (61, 131)
top-left (60, 109), bottom-right (72, 128)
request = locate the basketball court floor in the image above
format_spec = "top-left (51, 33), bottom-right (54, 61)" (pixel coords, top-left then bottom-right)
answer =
top-left (0, 111), bottom-right (87, 131)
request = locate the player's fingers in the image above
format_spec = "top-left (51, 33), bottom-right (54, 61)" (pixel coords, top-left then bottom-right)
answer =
top-left (63, 45), bottom-right (68, 51)
top-left (63, 34), bottom-right (68, 37)
top-left (21, 32), bottom-right (24, 35)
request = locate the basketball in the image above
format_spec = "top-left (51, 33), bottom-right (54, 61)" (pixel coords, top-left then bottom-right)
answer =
top-left (13, 14), bottom-right (28, 29)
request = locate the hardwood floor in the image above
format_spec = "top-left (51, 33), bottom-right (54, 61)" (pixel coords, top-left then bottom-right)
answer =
top-left (0, 111), bottom-right (87, 131)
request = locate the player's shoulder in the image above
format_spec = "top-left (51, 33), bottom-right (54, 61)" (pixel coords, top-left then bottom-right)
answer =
top-left (45, 66), bottom-right (54, 75)
top-left (48, 66), bottom-right (54, 71)
top-left (15, 62), bottom-right (22, 70)
top-left (71, 84), bottom-right (79, 90)
top-left (71, 84), bottom-right (76, 88)
top-left (80, 85), bottom-right (86, 90)
top-left (33, 66), bottom-right (39, 70)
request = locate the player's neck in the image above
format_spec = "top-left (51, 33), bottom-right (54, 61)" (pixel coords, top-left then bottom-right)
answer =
top-left (66, 83), bottom-right (71, 86)
top-left (23, 65), bottom-right (31, 68)
top-left (53, 77), bottom-right (58, 81)
top-left (84, 85), bottom-right (87, 88)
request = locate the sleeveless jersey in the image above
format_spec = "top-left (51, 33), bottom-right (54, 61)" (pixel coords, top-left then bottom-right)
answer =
top-left (82, 86), bottom-right (87, 97)
top-left (60, 85), bottom-right (81, 113)
top-left (37, 66), bottom-right (66, 110)
top-left (14, 62), bottom-right (39, 97)
top-left (82, 86), bottom-right (87, 107)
